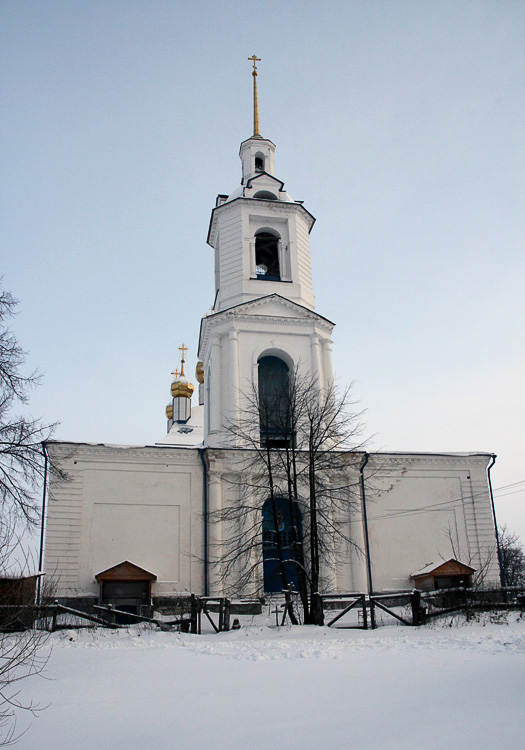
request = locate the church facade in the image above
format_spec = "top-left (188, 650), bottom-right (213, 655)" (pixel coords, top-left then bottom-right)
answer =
top-left (44, 67), bottom-right (500, 610)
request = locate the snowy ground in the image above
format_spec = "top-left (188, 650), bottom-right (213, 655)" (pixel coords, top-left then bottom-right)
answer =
top-left (8, 611), bottom-right (525, 749)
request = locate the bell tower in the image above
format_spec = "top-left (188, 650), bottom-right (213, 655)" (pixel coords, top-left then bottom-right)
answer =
top-left (199, 58), bottom-right (335, 447)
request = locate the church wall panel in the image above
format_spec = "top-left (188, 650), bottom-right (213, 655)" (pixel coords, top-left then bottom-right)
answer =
top-left (364, 456), bottom-right (499, 591)
top-left (45, 444), bottom-right (204, 599)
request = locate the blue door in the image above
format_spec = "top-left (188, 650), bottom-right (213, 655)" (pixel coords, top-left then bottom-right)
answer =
top-left (262, 497), bottom-right (302, 593)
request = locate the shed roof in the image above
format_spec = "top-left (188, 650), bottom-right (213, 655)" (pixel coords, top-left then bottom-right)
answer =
top-left (411, 558), bottom-right (475, 579)
top-left (95, 561), bottom-right (157, 582)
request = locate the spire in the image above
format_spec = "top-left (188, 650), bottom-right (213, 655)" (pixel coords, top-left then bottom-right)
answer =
top-left (178, 343), bottom-right (188, 377)
top-left (248, 54), bottom-right (261, 138)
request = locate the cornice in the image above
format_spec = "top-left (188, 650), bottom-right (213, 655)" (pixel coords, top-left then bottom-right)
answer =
top-left (46, 441), bottom-right (201, 465)
top-left (198, 295), bottom-right (334, 358)
top-left (239, 136), bottom-right (276, 153)
top-left (46, 444), bottom-right (493, 475)
top-left (367, 453), bottom-right (492, 468)
top-left (201, 448), bottom-right (492, 475)
top-left (207, 196), bottom-right (315, 246)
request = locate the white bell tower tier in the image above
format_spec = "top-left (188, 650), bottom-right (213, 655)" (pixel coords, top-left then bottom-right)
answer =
top-left (199, 57), bottom-right (335, 448)
top-left (207, 140), bottom-right (316, 314)
top-left (199, 296), bottom-right (335, 447)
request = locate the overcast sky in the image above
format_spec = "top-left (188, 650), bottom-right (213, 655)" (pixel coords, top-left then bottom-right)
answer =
top-left (2, 1), bottom-right (524, 542)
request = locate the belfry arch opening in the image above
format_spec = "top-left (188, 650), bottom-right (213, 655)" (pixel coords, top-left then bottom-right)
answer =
top-left (255, 230), bottom-right (280, 280)
top-left (254, 153), bottom-right (265, 172)
top-left (258, 355), bottom-right (293, 447)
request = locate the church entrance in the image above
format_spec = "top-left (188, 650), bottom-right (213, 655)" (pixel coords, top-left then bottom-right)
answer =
top-left (262, 497), bottom-right (302, 593)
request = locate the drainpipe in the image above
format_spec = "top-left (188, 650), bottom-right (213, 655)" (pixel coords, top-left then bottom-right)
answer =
top-left (37, 441), bottom-right (49, 607)
top-left (198, 447), bottom-right (209, 596)
top-left (487, 454), bottom-right (504, 587)
top-left (359, 452), bottom-right (373, 595)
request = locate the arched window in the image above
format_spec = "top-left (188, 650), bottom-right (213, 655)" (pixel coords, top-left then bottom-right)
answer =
top-left (255, 231), bottom-right (280, 280)
top-left (262, 497), bottom-right (303, 592)
top-left (255, 154), bottom-right (265, 171)
top-left (258, 355), bottom-right (292, 447)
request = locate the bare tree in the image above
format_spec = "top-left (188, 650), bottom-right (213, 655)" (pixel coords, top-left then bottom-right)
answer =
top-left (498, 526), bottom-right (525, 588)
top-left (214, 365), bottom-right (366, 625)
top-left (441, 524), bottom-right (497, 590)
top-left (0, 522), bottom-right (49, 745)
top-left (0, 288), bottom-right (61, 526)
top-left (0, 285), bottom-right (60, 743)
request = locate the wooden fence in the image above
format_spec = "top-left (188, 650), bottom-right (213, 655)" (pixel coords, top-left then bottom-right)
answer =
top-left (1, 588), bottom-right (523, 633)
top-left (321, 587), bottom-right (525, 629)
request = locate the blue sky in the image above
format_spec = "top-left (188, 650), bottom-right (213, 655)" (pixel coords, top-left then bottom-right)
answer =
top-left (2, 1), bottom-right (524, 540)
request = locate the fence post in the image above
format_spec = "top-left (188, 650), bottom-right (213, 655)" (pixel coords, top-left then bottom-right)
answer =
top-left (464, 588), bottom-right (472, 622)
top-left (218, 599), bottom-right (223, 632)
top-left (50, 600), bottom-right (59, 632)
top-left (369, 597), bottom-right (376, 630)
top-left (223, 598), bottom-right (230, 631)
top-left (106, 603), bottom-right (116, 626)
top-left (361, 594), bottom-right (368, 629)
top-left (190, 594), bottom-right (197, 634)
top-left (311, 592), bottom-right (324, 626)
top-left (411, 590), bottom-right (421, 626)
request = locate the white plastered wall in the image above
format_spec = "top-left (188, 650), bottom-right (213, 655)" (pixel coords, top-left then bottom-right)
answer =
top-left (361, 453), bottom-right (500, 592)
top-left (45, 443), bottom-right (204, 598)
top-left (202, 450), bottom-right (499, 596)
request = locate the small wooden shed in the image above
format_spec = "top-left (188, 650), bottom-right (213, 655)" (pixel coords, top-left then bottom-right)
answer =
top-left (411, 558), bottom-right (475, 591)
top-left (95, 561), bottom-right (157, 614)
top-left (0, 574), bottom-right (42, 630)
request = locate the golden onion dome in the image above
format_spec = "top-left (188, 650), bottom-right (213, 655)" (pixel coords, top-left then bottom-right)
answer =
top-left (196, 361), bottom-right (204, 384)
top-left (171, 376), bottom-right (194, 399)
top-left (169, 343), bottom-right (195, 400)
top-left (166, 403), bottom-right (173, 419)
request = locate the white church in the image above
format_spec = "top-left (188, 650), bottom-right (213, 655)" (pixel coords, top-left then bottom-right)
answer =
top-left (43, 61), bottom-right (500, 613)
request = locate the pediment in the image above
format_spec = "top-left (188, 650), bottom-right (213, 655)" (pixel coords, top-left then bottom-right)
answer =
top-left (245, 172), bottom-right (286, 198)
top-left (198, 295), bottom-right (334, 358)
top-left (223, 294), bottom-right (334, 325)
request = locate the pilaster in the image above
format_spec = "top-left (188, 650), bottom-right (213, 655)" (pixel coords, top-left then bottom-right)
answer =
top-left (208, 471), bottom-right (223, 596)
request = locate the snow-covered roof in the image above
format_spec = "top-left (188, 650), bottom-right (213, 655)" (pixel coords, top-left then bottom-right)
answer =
top-left (155, 404), bottom-right (204, 448)
top-left (411, 558), bottom-right (475, 578)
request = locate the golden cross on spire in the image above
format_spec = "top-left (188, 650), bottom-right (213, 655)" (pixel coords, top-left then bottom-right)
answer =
top-left (248, 55), bottom-right (261, 137)
top-left (248, 54), bottom-right (260, 73)
top-left (171, 368), bottom-right (180, 379)
top-left (178, 343), bottom-right (188, 376)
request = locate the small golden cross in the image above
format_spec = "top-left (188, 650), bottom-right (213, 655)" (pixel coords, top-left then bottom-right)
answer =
top-left (248, 54), bottom-right (261, 75)
top-left (171, 368), bottom-right (180, 378)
